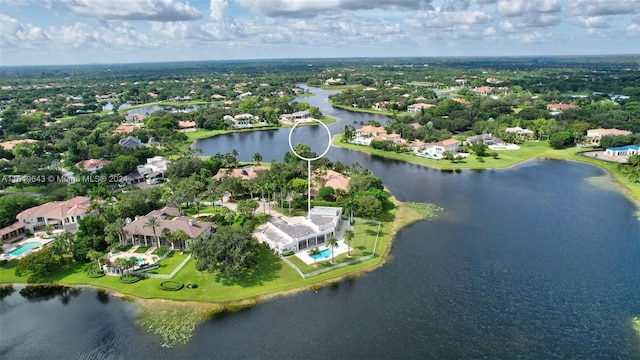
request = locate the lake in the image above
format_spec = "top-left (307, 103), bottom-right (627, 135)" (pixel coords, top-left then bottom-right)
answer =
top-left (1, 88), bottom-right (639, 359)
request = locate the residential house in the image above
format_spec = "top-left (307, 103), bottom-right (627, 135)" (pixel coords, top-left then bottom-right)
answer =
top-left (604, 145), bottom-right (639, 157)
top-left (547, 103), bottom-right (578, 115)
top-left (472, 86), bottom-right (493, 95)
top-left (466, 134), bottom-right (505, 146)
top-left (16, 196), bottom-right (92, 232)
top-left (407, 103), bottom-right (435, 113)
top-left (177, 121), bottom-right (197, 132)
top-left (137, 156), bottom-right (169, 182)
top-left (125, 113), bottom-right (147, 123)
top-left (113, 124), bottom-right (140, 134)
top-left (279, 110), bottom-right (312, 123)
top-left (0, 222), bottom-right (26, 244)
top-left (213, 165), bottom-right (269, 181)
top-left (77, 159), bottom-right (111, 173)
top-left (260, 206), bottom-right (343, 255)
top-left (311, 170), bottom-right (349, 197)
top-left (426, 139), bottom-right (461, 157)
top-left (586, 128), bottom-right (633, 146)
top-left (118, 136), bottom-right (143, 148)
top-left (354, 126), bottom-right (388, 145)
top-left (0, 139), bottom-right (38, 151)
top-left (122, 207), bottom-right (215, 250)
top-left (505, 126), bottom-right (534, 139)
top-left (224, 113), bottom-right (259, 128)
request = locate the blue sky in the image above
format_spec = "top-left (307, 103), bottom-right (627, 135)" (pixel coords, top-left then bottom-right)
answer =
top-left (1, 0), bottom-right (639, 66)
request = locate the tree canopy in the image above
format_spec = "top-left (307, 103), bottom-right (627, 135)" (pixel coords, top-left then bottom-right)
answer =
top-left (190, 226), bottom-right (259, 279)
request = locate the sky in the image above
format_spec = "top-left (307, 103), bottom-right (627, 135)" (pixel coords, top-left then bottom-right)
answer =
top-left (0, 0), bottom-right (639, 66)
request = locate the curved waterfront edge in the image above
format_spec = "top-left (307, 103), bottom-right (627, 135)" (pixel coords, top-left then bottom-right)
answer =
top-left (0, 198), bottom-right (437, 306)
top-left (331, 135), bottom-right (640, 205)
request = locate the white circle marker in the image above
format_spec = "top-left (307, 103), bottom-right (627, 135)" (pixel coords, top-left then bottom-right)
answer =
top-left (288, 119), bottom-right (332, 161)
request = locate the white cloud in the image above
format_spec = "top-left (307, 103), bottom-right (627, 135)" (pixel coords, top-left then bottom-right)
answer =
top-left (0, 14), bottom-right (48, 48)
top-left (209, 0), bottom-right (228, 22)
top-left (572, 16), bottom-right (610, 29)
top-left (483, 26), bottom-right (496, 38)
top-left (626, 23), bottom-right (640, 35)
top-left (48, 0), bottom-right (202, 21)
top-left (497, 0), bottom-right (560, 17)
top-left (406, 9), bottom-right (491, 29)
top-left (235, 0), bottom-right (434, 18)
top-left (570, 0), bottom-right (640, 17)
top-left (498, 20), bottom-right (514, 32)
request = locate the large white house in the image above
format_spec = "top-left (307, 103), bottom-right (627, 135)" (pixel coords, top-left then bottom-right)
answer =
top-left (16, 196), bottom-right (92, 232)
top-left (260, 207), bottom-right (343, 255)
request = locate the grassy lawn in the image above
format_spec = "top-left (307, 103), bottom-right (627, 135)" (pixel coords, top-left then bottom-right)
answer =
top-left (146, 252), bottom-right (189, 275)
top-left (183, 205), bottom-right (216, 216)
top-left (328, 99), bottom-right (394, 116)
top-left (286, 220), bottom-right (384, 274)
top-left (134, 246), bottom-right (150, 254)
top-left (113, 245), bottom-right (132, 253)
top-left (0, 217), bottom-right (393, 302)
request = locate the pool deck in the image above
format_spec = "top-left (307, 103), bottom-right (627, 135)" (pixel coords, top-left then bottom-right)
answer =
top-left (294, 241), bottom-right (351, 265)
top-left (107, 245), bottom-right (159, 269)
top-left (1, 231), bottom-right (59, 261)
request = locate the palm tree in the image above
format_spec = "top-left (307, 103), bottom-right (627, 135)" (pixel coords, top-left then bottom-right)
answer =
top-left (343, 229), bottom-right (354, 258)
top-left (326, 235), bottom-right (338, 264)
top-left (86, 250), bottom-right (104, 271)
top-left (144, 216), bottom-right (160, 248)
top-left (161, 227), bottom-right (172, 250)
top-left (253, 152), bottom-right (263, 165)
top-left (172, 230), bottom-right (189, 251)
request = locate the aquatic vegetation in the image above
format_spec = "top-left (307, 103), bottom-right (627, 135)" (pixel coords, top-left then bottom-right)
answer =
top-left (404, 202), bottom-right (444, 221)
top-left (632, 317), bottom-right (640, 337)
top-left (138, 299), bottom-right (256, 348)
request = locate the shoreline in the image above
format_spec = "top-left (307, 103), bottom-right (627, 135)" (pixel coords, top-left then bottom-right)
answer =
top-left (331, 135), bottom-right (640, 205)
top-left (1, 198), bottom-right (430, 307)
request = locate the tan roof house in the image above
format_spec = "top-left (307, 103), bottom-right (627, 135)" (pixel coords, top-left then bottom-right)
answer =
top-left (122, 207), bottom-right (215, 250)
top-left (586, 128), bottom-right (633, 146)
top-left (77, 159), bottom-right (111, 173)
top-left (311, 170), bottom-right (349, 197)
top-left (0, 139), bottom-right (38, 151)
top-left (16, 196), bottom-right (92, 232)
top-left (113, 124), bottom-right (140, 134)
top-left (213, 165), bottom-right (269, 181)
top-left (177, 121), bottom-right (197, 132)
top-left (407, 103), bottom-right (436, 113)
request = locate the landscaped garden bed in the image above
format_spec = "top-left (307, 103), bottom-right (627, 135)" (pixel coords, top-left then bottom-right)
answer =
top-left (119, 274), bottom-right (144, 283)
top-left (159, 281), bottom-right (184, 291)
top-left (86, 268), bottom-right (105, 278)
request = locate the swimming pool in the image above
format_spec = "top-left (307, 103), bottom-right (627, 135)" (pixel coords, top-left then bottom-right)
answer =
top-left (5, 242), bottom-right (41, 257)
top-left (310, 248), bottom-right (332, 260)
top-left (127, 257), bottom-right (144, 264)
top-left (417, 153), bottom-right (440, 160)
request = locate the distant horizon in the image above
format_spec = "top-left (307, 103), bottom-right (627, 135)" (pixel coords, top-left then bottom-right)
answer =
top-left (2, 1), bottom-right (639, 66)
top-left (1, 53), bottom-right (639, 69)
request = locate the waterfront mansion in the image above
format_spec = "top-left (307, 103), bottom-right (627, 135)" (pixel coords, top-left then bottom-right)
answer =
top-left (260, 206), bottom-right (343, 255)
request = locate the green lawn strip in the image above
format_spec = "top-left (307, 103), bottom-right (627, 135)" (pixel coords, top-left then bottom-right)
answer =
top-left (146, 252), bottom-right (188, 275)
top-left (134, 246), bottom-right (150, 254)
top-left (328, 98), bottom-right (394, 116)
top-left (183, 205), bottom-right (215, 216)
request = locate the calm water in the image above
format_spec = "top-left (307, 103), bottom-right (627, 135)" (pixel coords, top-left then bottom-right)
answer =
top-left (1, 89), bottom-right (639, 359)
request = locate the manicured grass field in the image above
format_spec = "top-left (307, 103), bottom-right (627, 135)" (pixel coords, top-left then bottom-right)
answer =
top-left (146, 252), bottom-right (189, 275)
top-left (134, 246), bottom-right (150, 254)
